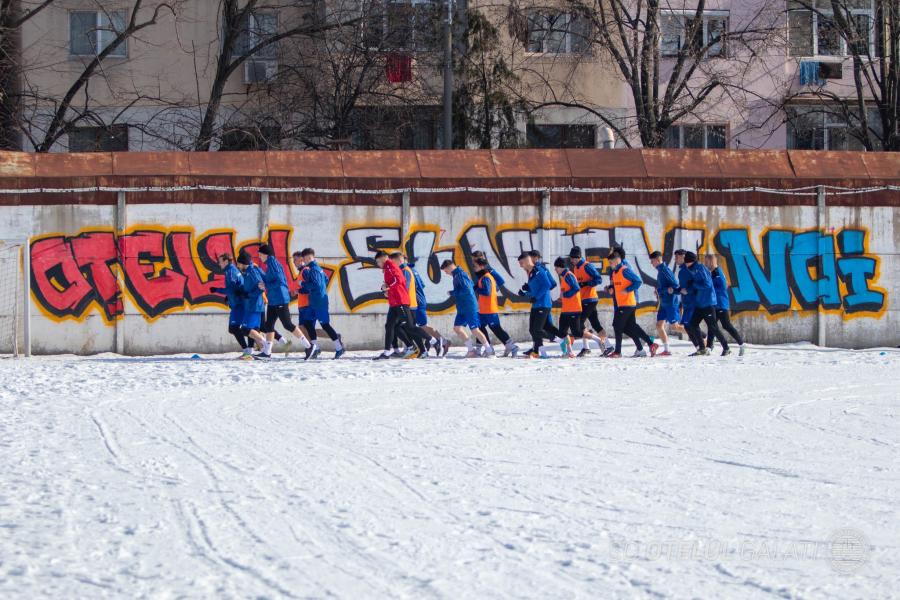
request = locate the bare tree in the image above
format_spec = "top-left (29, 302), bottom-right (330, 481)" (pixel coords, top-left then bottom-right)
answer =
top-left (783, 0), bottom-right (898, 151)
top-left (504, 0), bottom-right (783, 147)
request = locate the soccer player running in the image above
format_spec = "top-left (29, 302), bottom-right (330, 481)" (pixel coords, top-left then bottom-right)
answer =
top-left (606, 248), bottom-right (658, 358)
top-left (705, 254), bottom-right (747, 356)
top-left (257, 244), bottom-right (312, 358)
top-left (401, 255), bottom-right (449, 357)
top-left (373, 250), bottom-right (429, 360)
top-left (517, 252), bottom-right (561, 358)
top-left (554, 257), bottom-right (583, 358)
top-left (210, 253), bottom-right (253, 359)
top-left (298, 248), bottom-right (345, 359)
top-left (673, 249), bottom-right (701, 349)
top-left (649, 250), bottom-right (682, 356)
top-left (568, 246), bottom-right (614, 357)
top-left (234, 250), bottom-right (270, 359)
top-left (441, 259), bottom-right (491, 358)
top-left (671, 251), bottom-right (730, 356)
top-left (473, 257), bottom-right (519, 357)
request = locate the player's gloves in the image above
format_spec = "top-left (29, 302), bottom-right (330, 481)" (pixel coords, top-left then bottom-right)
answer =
top-left (521, 282), bottom-right (530, 292)
top-left (579, 282), bottom-right (590, 288)
top-left (210, 287), bottom-right (221, 294)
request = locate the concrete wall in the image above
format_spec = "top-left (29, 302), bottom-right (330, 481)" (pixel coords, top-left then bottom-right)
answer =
top-left (0, 148), bottom-right (897, 354)
top-left (1, 194), bottom-right (896, 354)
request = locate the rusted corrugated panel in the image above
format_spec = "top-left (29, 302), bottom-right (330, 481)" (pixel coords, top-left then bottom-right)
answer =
top-left (35, 152), bottom-right (113, 177)
top-left (112, 152), bottom-right (189, 176)
top-left (188, 152), bottom-right (267, 176)
top-left (566, 149), bottom-right (648, 178)
top-left (714, 150), bottom-right (795, 179)
top-left (860, 153), bottom-right (900, 179)
top-left (0, 152), bottom-right (35, 177)
top-left (265, 151), bottom-right (344, 178)
top-left (490, 149), bottom-right (571, 179)
top-left (341, 150), bottom-right (420, 179)
top-left (787, 150), bottom-right (869, 179)
top-left (415, 150), bottom-right (497, 179)
top-left (642, 149), bottom-right (723, 178)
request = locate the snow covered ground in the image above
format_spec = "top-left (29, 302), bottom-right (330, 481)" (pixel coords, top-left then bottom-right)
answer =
top-left (1, 341), bottom-right (897, 599)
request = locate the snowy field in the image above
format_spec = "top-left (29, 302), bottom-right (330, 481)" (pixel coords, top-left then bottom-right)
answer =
top-left (0, 341), bottom-right (897, 599)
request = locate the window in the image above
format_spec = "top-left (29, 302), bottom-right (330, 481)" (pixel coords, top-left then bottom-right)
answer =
top-left (661, 12), bottom-right (728, 57)
top-left (364, 0), bottom-right (438, 51)
top-left (69, 11), bottom-right (127, 57)
top-left (69, 125), bottom-right (128, 152)
top-left (786, 106), bottom-right (875, 150)
top-left (230, 13), bottom-right (278, 58)
top-left (664, 124), bottom-right (727, 149)
top-left (526, 13), bottom-right (591, 55)
top-left (219, 127), bottom-right (282, 151)
top-left (788, 0), bottom-right (874, 57)
top-left (527, 124), bottom-right (596, 148)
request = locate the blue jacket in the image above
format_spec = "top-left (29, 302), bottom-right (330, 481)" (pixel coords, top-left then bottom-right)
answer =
top-left (262, 255), bottom-right (291, 306)
top-left (686, 263), bottom-right (717, 308)
top-left (299, 260), bottom-right (329, 309)
top-left (537, 262), bottom-right (557, 290)
top-left (485, 265), bottom-right (505, 288)
top-left (655, 263), bottom-right (680, 307)
top-left (524, 265), bottom-right (553, 308)
top-left (408, 264), bottom-right (428, 308)
top-left (222, 263), bottom-right (244, 309)
top-left (447, 266), bottom-right (479, 314)
top-left (242, 264), bottom-right (266, 313)
top-left (676, 264), bottom-right (695, 309)
top-left (711, 267), bottom-right (729, 310)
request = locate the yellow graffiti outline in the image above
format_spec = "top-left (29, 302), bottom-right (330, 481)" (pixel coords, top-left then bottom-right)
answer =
top-left (336, 220), bottom-right (402, 312)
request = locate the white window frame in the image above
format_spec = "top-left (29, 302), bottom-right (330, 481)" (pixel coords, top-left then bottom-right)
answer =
top-left (230, 12), bottom-right (279, 59)
top-left (660, 10), bottom-right (729, 58)
top-left (788, 3), bottom-right (874, 58)
top-left (68, 11), bottom-right (127, 58)
top-left (525, 12), bottom-right (590, 56)
top-left (667, 123), bottom-right (729, 149)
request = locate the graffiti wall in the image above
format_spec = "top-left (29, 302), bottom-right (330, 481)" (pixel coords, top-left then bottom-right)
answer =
top-left (0, 202), bottom-right (895, 354)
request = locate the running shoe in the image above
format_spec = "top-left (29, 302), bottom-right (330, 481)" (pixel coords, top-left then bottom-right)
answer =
top-left (649, 342), bottom-right (659, 357)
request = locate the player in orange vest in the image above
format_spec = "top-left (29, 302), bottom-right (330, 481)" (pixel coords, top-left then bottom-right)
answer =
top-left (568, 247), bottom-right (614, 356)
top-left (606, 248), bottom-right (658, 358)
top-left (473, 257), bottom-right (520, 357)
top-left (553, 257), bottom-right (583, 358)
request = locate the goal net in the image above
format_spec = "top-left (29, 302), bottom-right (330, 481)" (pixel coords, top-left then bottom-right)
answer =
top-left (0, 240), bottom-right (30, 357)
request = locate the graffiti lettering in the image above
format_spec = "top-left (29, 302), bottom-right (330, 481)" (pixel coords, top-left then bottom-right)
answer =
top-left (713, 227), bottom-right (884, 315)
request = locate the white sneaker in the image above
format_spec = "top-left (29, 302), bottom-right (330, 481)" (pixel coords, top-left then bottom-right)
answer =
top-left (633, 349), bottom-right (648, 357)
top-left (464, 349), bottom-right (478, 359)
top-left (483, 345), bottom-right (495, 357)
top-left (739, 344), bottom-right (747, 356)
top-left (402, 347), bottom-right (418, 359)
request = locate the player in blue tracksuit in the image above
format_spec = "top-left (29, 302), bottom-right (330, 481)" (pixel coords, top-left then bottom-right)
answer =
top-left (256, 244), bottom-right (311, 359)
top-left (298, 248), bottom-right (345, 359)
top-left (518, 252), bottom-right (562, 358)
top-left (705, 254), bottom-right (746, 356)
top-left (210, 253), bottom-right (253, 358)
top-left (235, 250), bottom-right (269, 358)
top-left (672, 249), bottom-right (699, 348)
top-left (675, 252), bottom-right (729, 356)
top-left (649, 250), bottom-right (684, 356)
top-left (442, 259), bottom-right (491, 357)
top-left (404, 255), bottom-right (448, 356)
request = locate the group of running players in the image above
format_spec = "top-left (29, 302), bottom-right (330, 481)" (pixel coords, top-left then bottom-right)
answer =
top-left (215, 244), bottom-right (747, 360)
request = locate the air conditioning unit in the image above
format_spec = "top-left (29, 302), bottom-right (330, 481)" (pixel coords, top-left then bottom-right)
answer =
top-left (244, 60), bottom-right (277, 84)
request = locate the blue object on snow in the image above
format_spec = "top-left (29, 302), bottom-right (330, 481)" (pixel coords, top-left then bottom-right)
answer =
top-left (191, 354), bottom-right (201, 359)
top-left (881, 352), bottom-right (886, 355)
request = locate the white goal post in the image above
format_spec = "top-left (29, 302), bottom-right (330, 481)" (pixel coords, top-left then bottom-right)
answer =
top-left (0, 239), bottom-right (30, 358)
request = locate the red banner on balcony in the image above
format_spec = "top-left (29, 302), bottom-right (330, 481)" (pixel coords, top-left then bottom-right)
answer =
top-left (386, 53), bottom-right (412, 83)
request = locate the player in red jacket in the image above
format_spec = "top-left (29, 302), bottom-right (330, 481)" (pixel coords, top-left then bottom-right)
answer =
top-left (373, 251), bottom-right (430, 360)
